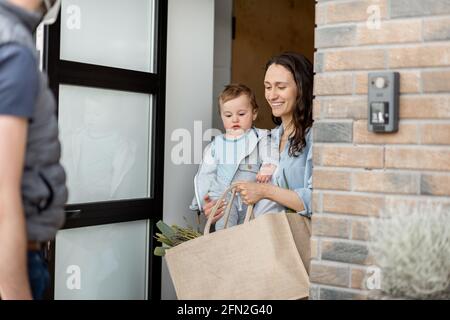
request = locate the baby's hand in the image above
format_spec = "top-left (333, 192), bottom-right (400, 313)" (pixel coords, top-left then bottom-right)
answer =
top-left (256, 164), bottom-right (276, 184)
top-left (256, 173), bottom-right (272, 183)
top-left (260, 164), bottom-right (276, 175)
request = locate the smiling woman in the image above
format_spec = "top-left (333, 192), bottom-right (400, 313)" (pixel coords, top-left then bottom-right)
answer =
top-left (235, 52), bottom-right (314, 219)
top-left (264, 64), bottom-right (298, 126)
top-left (264, 53), bottom-right (314, 157)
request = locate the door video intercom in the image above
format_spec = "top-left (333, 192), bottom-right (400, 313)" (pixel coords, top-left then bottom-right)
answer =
top-left (368, 72), bottom-right (399, 133)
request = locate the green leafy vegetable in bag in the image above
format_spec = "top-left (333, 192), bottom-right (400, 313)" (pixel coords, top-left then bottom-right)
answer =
top-left (153, 220), bottom-right (202, 256)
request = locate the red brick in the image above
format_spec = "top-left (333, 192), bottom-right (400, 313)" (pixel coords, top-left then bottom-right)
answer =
top-left (353, 121), bottom-right (418, 144)
top-left (313, 191), bottom-right (322, 213)
top-left (311, 237), bottom-right (319, 260)
top-left (357, 20), bottom-right (421, 45)
top-left (313, 145), bottom-right (322, 166)
top-left (321, 239), bottom-right (374, 265)
top-left (423, 71), bottom-right (450, 93)
top-left (420, 123), bottom-right (450, 145)
top-left (421, 174), bottom-right (450, 196)
top-left (386, 147), bottom-right (450, 171)
top-left (312, 215), bottom-right (350, 238)
top-left (315, 120), bottom-right (352, 144)
top-left (314, 26), bottom-right (354, 51)
top-left (313, 169), bottom-right (351, 191)
top-left (391, 0), bottom-right (450, 18)
top-left (319, 97), bottom-right (367, 120)
top-left (313, 98), bottom-right (321, 120)
top-left (310, 262), bottom-right (350, 287)
top-left (315, 51), bottom-right (325, 72)
top-left (353, 171), bottom-right (419, 194)
top-left (398, 72), bottom-right (421, 94)
top-left (315, 2), bottom-right (327, 26)
top-left (326, 0), bottom-right (388, 24)
top-left (354, 74), bottom-right (368, 94)
top-left (388, 45), bottom-right (450, 68)
top-left (385, 197), bottom-right (450, 216)
top-left (423, 17), bottom-right (450, 41)
top-left (323, 193), bottom-right (384, 217)
top-left (351, 268), bottom-right (368, 290)
top-left (351, 220), bottom-right (370, 241)
top-left (314, 73), bottom-right (354, 96)
top-left (324, 49), bottom-right (385, 71)
top-left (400, 96), bottom-right (450, 119)
top-left (321, 145), bottom-right (384, 169)
top-left (320, 287), bottom-right (368, 300)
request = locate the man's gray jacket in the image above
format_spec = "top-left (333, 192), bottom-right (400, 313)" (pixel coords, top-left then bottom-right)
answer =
top-left (0, 1), bottom-right (67, 241)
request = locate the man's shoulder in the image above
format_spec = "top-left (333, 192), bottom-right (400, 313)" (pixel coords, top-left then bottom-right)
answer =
top-left (0, 43), bottom-right (39, 118)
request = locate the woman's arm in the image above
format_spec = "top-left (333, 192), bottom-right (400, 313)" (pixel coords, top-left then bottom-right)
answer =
top-left (0, 115), bottom-right (32, 299)
top-left (236, 131), bottom-right (313, 214)
top-left (235, 182), bottom-right (305, 212)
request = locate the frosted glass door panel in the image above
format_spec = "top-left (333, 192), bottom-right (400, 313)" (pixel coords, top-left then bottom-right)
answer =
top-left (60, 0), bottom-right (155, 72)
top-left (54, 220), bottom-right (149, 300)
top-left (59, 85), bottom-right (152, 204)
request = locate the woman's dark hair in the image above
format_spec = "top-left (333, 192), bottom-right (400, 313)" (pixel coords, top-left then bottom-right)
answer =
top-left (265, 52), bottom-right (314, 157)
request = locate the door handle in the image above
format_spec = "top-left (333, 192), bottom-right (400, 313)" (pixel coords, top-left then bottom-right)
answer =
top-left (65, 209), bottom-right (82, 219)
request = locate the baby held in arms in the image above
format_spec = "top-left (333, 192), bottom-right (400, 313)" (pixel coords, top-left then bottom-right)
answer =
top-left (190, 84), bottom-right (279, 230)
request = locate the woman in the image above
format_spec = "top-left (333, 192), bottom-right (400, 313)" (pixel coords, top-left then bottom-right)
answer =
top-left (203, 52), bottom-right (313, 221)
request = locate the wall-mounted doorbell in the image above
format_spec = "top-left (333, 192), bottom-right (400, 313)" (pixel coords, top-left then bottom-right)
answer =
top-left (368, 72), bottom-right (399, 133)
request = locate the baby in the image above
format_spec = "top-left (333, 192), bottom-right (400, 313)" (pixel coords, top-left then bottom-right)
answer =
top-left (190, 84), bottom-right (279, 230)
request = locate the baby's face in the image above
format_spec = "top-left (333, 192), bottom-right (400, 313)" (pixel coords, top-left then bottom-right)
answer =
top-left (220, 94), bottom-right (257, 136)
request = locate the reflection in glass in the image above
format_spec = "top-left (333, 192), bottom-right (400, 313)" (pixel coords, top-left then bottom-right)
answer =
top-left (60, 0), bottom-right (155, 72)
top-left (59, 85), bottom-right (151, 204)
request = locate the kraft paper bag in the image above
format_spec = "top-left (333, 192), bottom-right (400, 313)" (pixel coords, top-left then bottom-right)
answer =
top-left (165, 186), bottom-right (311, 300)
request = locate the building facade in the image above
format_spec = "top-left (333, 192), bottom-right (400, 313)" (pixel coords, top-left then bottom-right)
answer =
top-left (310, 0), bottom-right (450, 299)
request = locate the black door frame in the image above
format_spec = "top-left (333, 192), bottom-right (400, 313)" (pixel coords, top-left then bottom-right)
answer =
top-left (43, 0), bottom-right (167, 300)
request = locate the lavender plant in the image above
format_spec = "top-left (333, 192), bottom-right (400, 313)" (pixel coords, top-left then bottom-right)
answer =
top-left (369, 201), bottom-right (450, 299)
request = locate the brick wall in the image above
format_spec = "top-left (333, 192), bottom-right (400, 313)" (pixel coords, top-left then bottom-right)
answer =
top-left (311, 0), bottom-right (450, 300)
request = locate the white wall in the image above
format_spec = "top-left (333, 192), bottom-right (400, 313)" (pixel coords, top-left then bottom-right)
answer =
top-left (162, 0), bottom-right (215, 300)
top-left (212, 0), bottom-right (233, 131)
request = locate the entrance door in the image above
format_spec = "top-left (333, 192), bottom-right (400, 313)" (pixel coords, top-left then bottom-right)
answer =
top-left (43, 0), bottom-right (167, 299)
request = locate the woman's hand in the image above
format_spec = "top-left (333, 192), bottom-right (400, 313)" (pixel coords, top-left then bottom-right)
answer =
top-left (234, 181), bottom-right (269, 205)
top-left (202, 194), bottom-right (227, 224)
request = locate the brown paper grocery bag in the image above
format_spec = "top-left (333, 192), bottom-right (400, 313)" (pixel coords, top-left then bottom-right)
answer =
top-left (286, 212), bottom-right (311, 274)
top-left (165, 186), bottom-right (311, 300)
